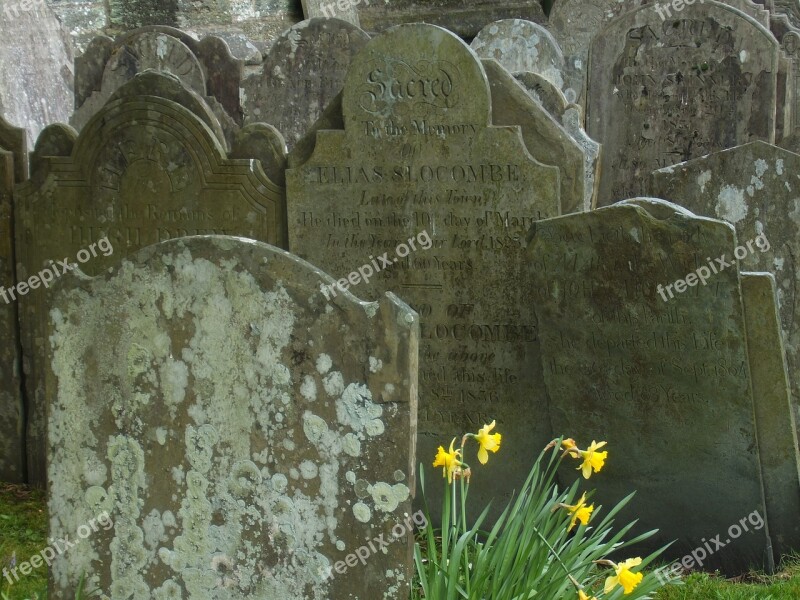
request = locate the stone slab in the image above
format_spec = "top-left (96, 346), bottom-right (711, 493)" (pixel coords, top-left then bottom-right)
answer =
top-left (587, 1), bottom-right (779, 205)
top-left (0, 149), bottom-right (24, 483)
top-left (527, 198), bottom-right (771, 573)
top-left (242, 18), bottom-right (370, 151)
top-left (287, 24), bottom-right (561, 520)
top-left (47, 235), bottom-right (418, 598)
top-left (741, 272), bottom-right (800, 560)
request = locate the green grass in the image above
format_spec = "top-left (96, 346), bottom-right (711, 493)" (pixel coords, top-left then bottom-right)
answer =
top-left (3, 482), bottom-right (800, 598)
top-left (0, 483), bottom-right (48, 600)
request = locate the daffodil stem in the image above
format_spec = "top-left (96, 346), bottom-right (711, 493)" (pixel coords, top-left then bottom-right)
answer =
top-left (532, 526), bottom-right (580, 590)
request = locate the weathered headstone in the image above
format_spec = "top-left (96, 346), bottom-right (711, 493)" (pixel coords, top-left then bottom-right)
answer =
top-left (514, 72), bottom-right (601, 208)
top-left (0, 0), bottom-right (73, 148)
top-left (483, 59), bottom-right (589, 213)
top-left (16, 74), bottom-right (287, 486)
top-left (72, 27), bottom-right (244, 144)
top-left (528, 198), bottom-right (771, 573)
top-left (301, 0), bottom-right (360, 26)
top-left (471, 19), bottom-right (571, 102)
top-left (548, 0), bottom-right (772, 110)
top-left (0, 115), bottom-right (29, 183)
top-left (588, 1), bottom-right (779, 205)
top-left (287, 23), bottom-right (561, 518)
top-left (0, 144), bottom-right (24, 483)
top-left (241, 18), bottom-right (370, 151)
top-left (47, 236), bottom-right (418, 598)
top-left (741, 272), bottom-right (800, 560)
top-left (650, 141), bottom-right (800, 430)
top-left (357, 0), bottom-right (545, 38)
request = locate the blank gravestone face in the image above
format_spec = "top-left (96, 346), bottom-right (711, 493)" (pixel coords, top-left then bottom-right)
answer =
top-left (16, 74), bottom-right (286, 486)
top-left (471, 19), bottom-right (570, 101)
top-left (588, 1), bottom-right (778, 206)
top-left (47, 237), bottom-right (418, 599)
top-left (649, 142), bottom-right (800, 555)
top-left (242, 18), bottom-right (370, 151)
top-left (287, 24), bottom-right (560, 519)
top-left (528, 199), bottom-right (771, 573)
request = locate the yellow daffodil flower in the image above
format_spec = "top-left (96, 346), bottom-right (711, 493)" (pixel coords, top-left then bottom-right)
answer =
top-left (604, 557), bottom-right (644, 595)
top-left (578, 590), bottom-right (597, 600)
top-left (564, 493), bottom-right (594, 530)
top-left (475, 420), bottom-right (502, 464)
top-left (433, 438), bottom-right (463, 483)
top-left (578, 440), bottom-right (608, 479)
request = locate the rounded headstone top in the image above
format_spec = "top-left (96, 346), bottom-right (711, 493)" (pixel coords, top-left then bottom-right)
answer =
top-left (343, 24), bottom-right (490, 129)
top-left (471, 19), bottom-right (566, 91)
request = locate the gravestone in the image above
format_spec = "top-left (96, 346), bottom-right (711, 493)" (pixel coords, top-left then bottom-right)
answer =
top-left (588, 1), bottom-right (779, 205)
top-left (527, 198), bottom-right (771, 573)
top-left (287, 24), bottom-right (561, 519)
top-left (650, 142), bottom-right (800, 433)
top-left (548, 0), bottom-right (772, 110)
top-left (514, 72), bottom-right (601, 208)
top-left (0, 0), bottom-right (73, 148)
top-left (47, 236), bottom-right (418, 598)
top-left (72, 27), bottom-right (244, 145)
top-left (357, 0), bottom-right (546, 38)
top-left (0, 115), bottom-right (29, 183)
top-left (482, 60), bottom-right (589, 213)
top-left (241, 18), bottom-right (370, 151)
top-left (471, 19), bottom-right (571, 102)
top-left (16, 74), bottom-right (287, 486)
top-left (301, 0), bottom-right (360, 26)
top-left (741, 272), bottom-right (800, 560)
top-left (0, 143), bottom-right (23, 483)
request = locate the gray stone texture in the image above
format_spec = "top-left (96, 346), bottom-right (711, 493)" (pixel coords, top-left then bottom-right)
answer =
top-left (241, 18), bottom-right (370, 151)
top-left (528, 198), bottom-right (771, 574)
top-left (587, 1), bottom-right (779, 205)
top-left (47, 235), bottom-right (418, 598)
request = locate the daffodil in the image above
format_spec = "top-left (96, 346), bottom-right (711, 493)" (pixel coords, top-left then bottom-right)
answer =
top-left (578, 440), bottom-right (608, 479)
top-left (433, 438), bottom-right (463, 483)
top-left (604, 557), bottom-right (644, 595)
top-left (474, 420), bottom-right (502, 464)
top-left (563, 493), bottom-right (594, 530)
top-left (578, 590), bottom-right (597, 600)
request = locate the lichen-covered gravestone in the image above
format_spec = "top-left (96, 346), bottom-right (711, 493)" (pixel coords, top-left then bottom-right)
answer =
top-left (740, 272), bottom-right (800, 560)
top-left (16, 73), bottom-right (287, 486)
top-left (0, 123), bottom-right (24, 483)
top-left (288, 24), bottom-right (561, 519)
top-left (528, 199), bottom-right (772, 573)
top-left (471, 19), bottom-right (571, 102)
top-left (587, 1), bottom-right (779, 205)
top-left (47, 236), bottom-right (418, 598)
top-left (241, 18), bottom-right (370, 151)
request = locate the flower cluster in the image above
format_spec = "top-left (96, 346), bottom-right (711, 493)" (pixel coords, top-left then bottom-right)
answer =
top-left (432, 426), bottom-right (646, 598)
